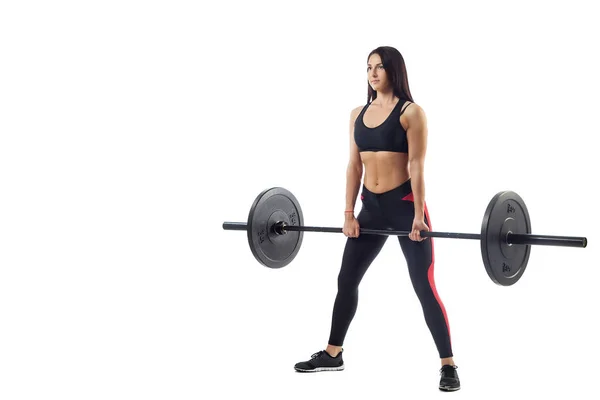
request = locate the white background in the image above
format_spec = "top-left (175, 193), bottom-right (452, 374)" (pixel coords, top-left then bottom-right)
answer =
top-left (1, 0), bottom-right (599, 398)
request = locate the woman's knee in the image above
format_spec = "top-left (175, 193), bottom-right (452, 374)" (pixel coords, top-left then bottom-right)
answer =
top-left (408, 266), bottom-right (435, 299)
top-left (337, 271), bottom-right (361, 292)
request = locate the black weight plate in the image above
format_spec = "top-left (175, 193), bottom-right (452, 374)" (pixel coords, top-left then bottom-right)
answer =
top-left (481, 191), bottom-right (532, 286)
top-left (246, 187), bottom-right (304, 269)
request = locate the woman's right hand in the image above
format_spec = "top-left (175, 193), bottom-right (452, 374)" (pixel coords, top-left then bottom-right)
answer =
top-left (343, 215), bottom-right (360, 238)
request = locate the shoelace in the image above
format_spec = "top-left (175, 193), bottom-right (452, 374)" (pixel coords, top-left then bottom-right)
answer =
top-left (440, 365), bottom-right (458, 376)
top-left (311, 351), bottom-right (326, 359)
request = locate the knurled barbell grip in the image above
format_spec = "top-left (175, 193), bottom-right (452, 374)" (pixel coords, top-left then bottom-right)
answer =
top-left (279, 223), bottom-right (481, 240)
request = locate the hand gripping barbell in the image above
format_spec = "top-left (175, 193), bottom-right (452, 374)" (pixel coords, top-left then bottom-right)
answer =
top-left (222, 187), bottom-right (587, 286)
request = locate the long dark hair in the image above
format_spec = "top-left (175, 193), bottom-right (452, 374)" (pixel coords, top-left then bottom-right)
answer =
top-left (367, 46), bottom-right (414, 104)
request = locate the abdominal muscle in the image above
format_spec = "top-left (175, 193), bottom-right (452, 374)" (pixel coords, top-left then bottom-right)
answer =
top-left (360, 151), bottom-right (410, 193)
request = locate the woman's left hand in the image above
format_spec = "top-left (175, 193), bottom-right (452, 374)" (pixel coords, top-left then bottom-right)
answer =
top-left (409, 218), bottom-right (429, 242)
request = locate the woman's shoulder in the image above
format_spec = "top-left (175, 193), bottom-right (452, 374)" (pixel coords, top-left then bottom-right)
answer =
top-left (350, 104), bottom-right (366, 123)
top-left (350, 103), bottom-right (368, 119)
top-left (401, 100), bottom-right (425, 118)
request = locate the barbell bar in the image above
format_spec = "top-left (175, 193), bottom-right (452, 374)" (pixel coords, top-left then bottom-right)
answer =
top-left (223, 221), bottom-right (586, 247)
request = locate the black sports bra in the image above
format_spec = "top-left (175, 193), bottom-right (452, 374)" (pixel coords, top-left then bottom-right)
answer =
top-left (354, 100), bottom-right (411, 153)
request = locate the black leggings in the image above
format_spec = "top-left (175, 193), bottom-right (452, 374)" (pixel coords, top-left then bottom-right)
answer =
top-left (328, 179), bottom-right (453, 359)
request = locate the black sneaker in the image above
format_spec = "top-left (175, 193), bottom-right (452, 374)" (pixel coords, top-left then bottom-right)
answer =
top-left (294, 350), bottom-right (344, 372)
top-left (439, 364), bottom-right (460, 391)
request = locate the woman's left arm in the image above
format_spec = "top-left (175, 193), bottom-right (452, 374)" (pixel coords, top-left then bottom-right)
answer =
top-left (406, 104), bottom-right (429, 220)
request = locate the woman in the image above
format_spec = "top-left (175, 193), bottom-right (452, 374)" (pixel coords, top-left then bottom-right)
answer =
top-left (293, 46), bottom-right (460, 392)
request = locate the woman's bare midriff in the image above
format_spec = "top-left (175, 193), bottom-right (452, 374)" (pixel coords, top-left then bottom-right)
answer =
top-left (360, 151), bottom-right (410, 193)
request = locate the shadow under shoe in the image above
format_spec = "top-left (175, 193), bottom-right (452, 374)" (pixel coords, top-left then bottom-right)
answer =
top-left (294, 350), bottom-right (344, 372)
top-left (439, 364), bottom-right (460, 392)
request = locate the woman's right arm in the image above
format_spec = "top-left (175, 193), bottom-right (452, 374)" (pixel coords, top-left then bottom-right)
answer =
top-left (345, 107), bottom-right (363, 217)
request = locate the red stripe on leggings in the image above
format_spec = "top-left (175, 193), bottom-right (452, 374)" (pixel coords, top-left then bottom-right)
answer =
top-left (402, 193), bottom-right (452, 346)
top-left (423, 202), bottom-right (452, 346)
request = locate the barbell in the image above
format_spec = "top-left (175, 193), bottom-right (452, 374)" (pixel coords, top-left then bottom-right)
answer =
top-left (222, 187), bottom-right (587, 286)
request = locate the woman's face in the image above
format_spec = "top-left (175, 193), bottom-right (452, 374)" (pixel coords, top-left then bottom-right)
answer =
top-left (367, 53), bottom-right (389, 92)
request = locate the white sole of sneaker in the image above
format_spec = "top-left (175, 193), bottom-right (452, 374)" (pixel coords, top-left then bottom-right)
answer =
top-left (439, 386), bottom-right (460, 392)
top-left (294, 365), bottom-right (345, 372)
